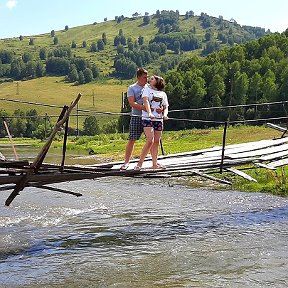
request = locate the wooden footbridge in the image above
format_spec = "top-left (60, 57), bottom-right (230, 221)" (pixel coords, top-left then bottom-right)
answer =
top-left (1, 94), bottom-right (288, 206)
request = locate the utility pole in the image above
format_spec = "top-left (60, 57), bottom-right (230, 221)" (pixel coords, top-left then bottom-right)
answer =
top-left (76, 102), bottom-right (79, 137)
top-left (92, 90), bottom-right (95, 107)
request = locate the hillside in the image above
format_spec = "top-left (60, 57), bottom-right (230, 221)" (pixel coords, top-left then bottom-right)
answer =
top-left (0, 11), bottom-right (269, 78)
top-left (0, 10), bottom-right (275, 137)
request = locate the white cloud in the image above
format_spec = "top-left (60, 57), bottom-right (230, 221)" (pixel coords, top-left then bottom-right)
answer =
top-left (6, 0), bottom-right (17, 9)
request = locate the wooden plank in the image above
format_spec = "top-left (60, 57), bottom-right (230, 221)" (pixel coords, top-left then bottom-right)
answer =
top-left (255, 163), bottom-right (276, 170)
top-left (30, 184), bottom-right (82, 197)
top-left (258, 150), bottom-right (288, 161)
top-left (265, 158), bottom-right (288, 168)
top-left (0, 160), bottom-right (30, 168)
top-left (203, 138), bottom-right (288, 157)
top-left (193, 170), bottom-right (232, 185)
top-left (227, 143), bottom-right (288, 159)
top-left (0, 152), bottom-right (6, 161)
top-left (266, 122), bottom-right (287, 132)
top-left (225, 167), bottom-right (257, 182)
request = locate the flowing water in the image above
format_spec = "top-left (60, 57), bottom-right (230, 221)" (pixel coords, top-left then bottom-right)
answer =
top-left (1, 146), bottom-right (288, 287)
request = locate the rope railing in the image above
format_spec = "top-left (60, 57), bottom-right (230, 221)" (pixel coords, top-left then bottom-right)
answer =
top-left (1, 96), bottom-right (288, 126)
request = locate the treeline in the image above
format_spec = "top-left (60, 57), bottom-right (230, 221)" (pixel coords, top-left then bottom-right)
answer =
top-left (0, 109), bottom-right (53, 139)
top-left (161, 31), bottom-right (288, 129)
top-left (0, 47), bottom-right (100, 84)
top-left (0, 109), bottom-right (120, 139)
top-left (117, 31), bottom-right (288, 131)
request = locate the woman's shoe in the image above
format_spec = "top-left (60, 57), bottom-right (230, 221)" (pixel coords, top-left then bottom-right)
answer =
top-left (152, 163), bottom-right (166, 170)
top-left (120, 163), bottom-right (129, 170)
top-left (134, 165), bottom-right (142, 171)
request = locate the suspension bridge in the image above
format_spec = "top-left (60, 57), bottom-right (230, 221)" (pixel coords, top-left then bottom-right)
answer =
top-left (1, 94), bottom-right (288, 206)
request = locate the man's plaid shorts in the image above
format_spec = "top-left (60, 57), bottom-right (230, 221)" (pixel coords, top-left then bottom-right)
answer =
top-left (128, 116), bottom-right (143, 140)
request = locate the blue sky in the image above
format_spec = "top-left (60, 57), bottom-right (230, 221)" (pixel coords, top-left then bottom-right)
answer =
top-left (1, 0), bottom-right (288, 39)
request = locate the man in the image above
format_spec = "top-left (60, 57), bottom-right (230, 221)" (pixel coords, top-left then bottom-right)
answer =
top-left (120, 68), bottom-right (148, 170)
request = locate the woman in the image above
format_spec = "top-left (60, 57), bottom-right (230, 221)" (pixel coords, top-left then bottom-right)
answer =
top-left (134, 75), bottom-right (169, 170)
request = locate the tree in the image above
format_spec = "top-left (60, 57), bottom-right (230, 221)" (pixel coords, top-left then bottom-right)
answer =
top-left (11, 109), bottom-right (26, 137)
top-left (83, 116), bottom-right (100, 135)
top-left (10, 58), bottom-right (25, 79)
top-left (143, 15), bottom-right (150, 25)
top-left (53, 36), bottom-right (59, 45)
top-left (91, 64), bottom-right (100, 78)
top-left (102, 120), bottom-right (118, 134)
top-left (207, 74), bottom-right (225, 106)
top-left (22, 52), bottom-right (33, 63)
top-left (173, 41), bottom-right (180, 54)
top-left (262, 69), bottom-right (278, 102)
top-left (138, 35), bottom-right (144, 45)
top-left (158, 23), bottom-right (165, 33)
top-left (97, 39), bottom-right (105, 50)
top-left (39, 47), bottom-right (47, 60)
top-left (102, 32), bottom-right (107, 45)
top-left (68, 68), bottom-right (79, 82)
top-left (78, 71), bottom-right (85, 84)
top-left (25, 109), bottom-right (39, 137)
top-left (90, 42), bottom-right (97, 52)
top-left (71, 40), bottom-right (77, 48)
top-left (35, 61), bottom-right (45, 77)
top-left (83, 68), bottom-right (93, 83)
top-left (248, 72), bottom-right (262, 104)
top-left (164, 24), bottom-right (171, 34)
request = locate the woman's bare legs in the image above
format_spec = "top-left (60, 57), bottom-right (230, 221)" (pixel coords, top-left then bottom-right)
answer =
top-left (151, 130), bottom-right (162, 169)
top-left (136, 127), bottom-right (154, 168)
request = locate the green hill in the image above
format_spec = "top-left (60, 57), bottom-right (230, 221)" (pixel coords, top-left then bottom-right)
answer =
top-left (0, 11), bottom-right (269, 77)
top-left (0, 10), bottom-right (273, 136)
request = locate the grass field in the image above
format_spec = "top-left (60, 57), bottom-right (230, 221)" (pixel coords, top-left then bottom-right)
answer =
top-left (0, 76), bottom-right (129, 128)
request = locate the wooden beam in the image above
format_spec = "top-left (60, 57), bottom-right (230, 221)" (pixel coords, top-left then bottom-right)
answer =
top-left (255, 163), bottom-right (276, 170)
top-left (30, 184), bottom-right (82, 197)
top-left (4, 94), bottom-right (82, 206)
top-left (225, 167), bottom-right (257, 182)
top-left (266, 122), bottom-right (287, 132)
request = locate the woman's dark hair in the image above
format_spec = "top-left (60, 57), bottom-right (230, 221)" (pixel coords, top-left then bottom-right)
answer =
top-left (154, 75), bottom-right (165, 91)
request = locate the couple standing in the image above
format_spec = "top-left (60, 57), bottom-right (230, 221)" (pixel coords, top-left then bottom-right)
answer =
top-left (120, 68), bottom-right (169, 171)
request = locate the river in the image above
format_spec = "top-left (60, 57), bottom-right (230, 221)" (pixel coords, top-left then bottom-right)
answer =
top-left (0, 146), bottom-right (288, 287)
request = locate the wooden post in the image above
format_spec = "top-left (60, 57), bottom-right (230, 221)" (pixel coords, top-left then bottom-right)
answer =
top-left (220, 121), bottom-right (228, 173)
top-left (5, 93), bottom-right (82, 206)
top-left (2, 117), bottom-right (19, 160)
top-left (60, 107), bottom-right (69, 172)
top-left (76, 102), bottom-right (79, 137)
top-left (160, 138), bottom-right (165, 156)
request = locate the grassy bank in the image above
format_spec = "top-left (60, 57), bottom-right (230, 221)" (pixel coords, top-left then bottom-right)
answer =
top-left (1, 125), bottom-right (287, 196)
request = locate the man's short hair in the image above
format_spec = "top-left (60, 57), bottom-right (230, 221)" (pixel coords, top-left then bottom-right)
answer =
top-left (136, 67), bottom-right (148, 78)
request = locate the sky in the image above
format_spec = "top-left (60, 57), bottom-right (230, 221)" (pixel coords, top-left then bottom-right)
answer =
top-left (0, 0), bottom-right (288, 39)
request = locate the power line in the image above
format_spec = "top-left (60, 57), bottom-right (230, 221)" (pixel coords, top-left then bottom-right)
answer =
top-left (1, 97), bottom-right (288, 126)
